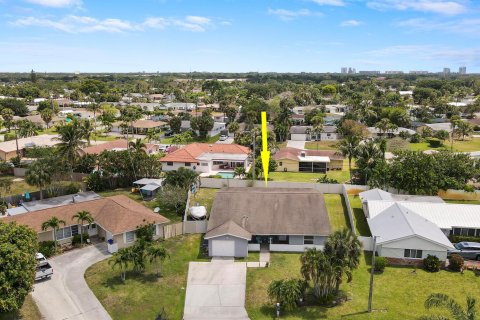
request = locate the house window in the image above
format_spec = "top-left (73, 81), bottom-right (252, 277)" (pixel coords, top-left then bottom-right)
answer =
top-left (167, 162), bottom-right (173, 166)
top-left (55, 225), bottom-right (79, 240)
top-left (89, 223), bottom-right (96, 229)
top-left (213, 161), bottom-right (224, 165)
top-left (185, 162), bottom-right (191, 167)
top-left (404, 249), bottom-right (422, 259)
top-left (125, 231), bottom-right (135, 243)
top-left (201, 163), bottom-right (208, 166)
top-left (304, 236), bottom-right (314, 245)
top-left (279, 162), bottom-right (283, 166)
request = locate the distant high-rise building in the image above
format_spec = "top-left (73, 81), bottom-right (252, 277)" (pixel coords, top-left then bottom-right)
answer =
top-left (459, 66), bottom-right (467, 75)
top-left (384, 71), bottom-right (404, 75)
top-left (341, 67), bottom-right (348, 74)
top-left (358, 71), bottom-right (381, 75)
top-left (443, 68), bottom-right (451, 75)
top-left (409, 71), bottom-right (430, 75)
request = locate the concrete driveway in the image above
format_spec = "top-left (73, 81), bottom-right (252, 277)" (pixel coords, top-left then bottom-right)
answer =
top-left (216, 137), bottom-right (234, 144)
top-left (286, 140), bottom-right (306, 149)
top-left (32, 244), bottom-right (112, 320)
top-left (183, 260), bottom-right (249, 320)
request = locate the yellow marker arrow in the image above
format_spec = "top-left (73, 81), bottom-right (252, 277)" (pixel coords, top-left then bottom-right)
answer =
top-left (260, 111), bottom-right (270, 187)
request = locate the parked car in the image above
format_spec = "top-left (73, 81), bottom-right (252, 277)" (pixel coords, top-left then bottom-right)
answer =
top-left (164, 130), bottom-right (174, 137)
top-left (35, 262), bottom-right (53, 280)
top-left (219, 135), bottom-right (228, 141)
top-left (448, 242), bottom-right (480, 260)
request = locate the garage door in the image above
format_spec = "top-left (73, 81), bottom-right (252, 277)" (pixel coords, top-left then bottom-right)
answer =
top-left (211, 240), bottom-right (235, 257)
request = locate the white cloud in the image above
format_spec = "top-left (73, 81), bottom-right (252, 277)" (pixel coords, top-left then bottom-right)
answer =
top-left (268, 8), bottom-right (314, 21)
top-left (311, 0), bottom-right (345, 6)
top-left (340, 19), bottom-right (362, 26)
top-left (10, 15), bottom-right (215, 33)
top-left (24, 0), bottom-right (82, 8)
top-left (397, 17), bottom-right (480, 35)
top-left (367, 0), bottom-right (467, 15)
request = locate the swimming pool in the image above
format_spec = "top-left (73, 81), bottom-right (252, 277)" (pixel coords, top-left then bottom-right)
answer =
top-left (218, 171), bottom-right (235, 179)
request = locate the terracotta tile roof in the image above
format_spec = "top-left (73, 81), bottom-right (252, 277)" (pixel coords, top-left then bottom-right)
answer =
top-left (3, 195), bottom-right (169, 235)
top-left (160, 143), bottom-right (250, 163)
top-left (273, 147), bottom-right (344, 161)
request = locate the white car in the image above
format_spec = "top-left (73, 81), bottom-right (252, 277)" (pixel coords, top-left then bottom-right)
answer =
top-left (219, 135), bottom-right (228, 141)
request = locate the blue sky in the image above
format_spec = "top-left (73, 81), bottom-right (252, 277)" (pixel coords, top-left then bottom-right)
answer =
top-left (1, 0), bottom-right (479, 73)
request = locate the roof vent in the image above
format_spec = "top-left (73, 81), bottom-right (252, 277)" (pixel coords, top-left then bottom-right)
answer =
top-left (300, 151), bottom-right (306, 157)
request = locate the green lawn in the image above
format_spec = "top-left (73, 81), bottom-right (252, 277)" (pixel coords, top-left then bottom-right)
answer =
top-left (0, 176), bottom-right (74, 198)
top-left (97, 188), bottom-right (182, 223)
top-left (189, 188), bottom-right (218, 217)
top-left (0, 295), bottom-right (41, 320)
top-left (86, 234), bottom-right (208, 320)
top-left (409, 137), bottom-right (480, 152)
top-left (348, 196), bottom-right (371, 236)
top-left (246, 251), bottom-right (480, 319)
top-left (161, 134), bottom-right (220, 144)
top-left (269, 170), bottom-right (350, 184)
top-left (304, 141), bottom-right (339, 151)
top-left (444, 199), bottom-right (480, 205)
top-left (324, 194), bottom-right (350, 231)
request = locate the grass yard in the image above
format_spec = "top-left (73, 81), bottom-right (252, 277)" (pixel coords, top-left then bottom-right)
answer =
top-left (97, 188), bottom-right (182, 223)
top-left (348, 196), bottom-right (371, 236)
top-left (409, 137), bottom-right (480, 152)
top-left (0, 295), bottom-right (41, 320)
top-left (324, 194), bottom-right (350, 231)
top-left (444, 199), bottom-right (480, 205)
top-left (304, 141), bottom-right (339, 151)
top-left (269, 170), bottom-right (350, 184)
top-left (246, 251), bottom-right (480, 319)
top-left (189, 188), bottom-right (218, 216)
top-left (86, 234), bottom-right (208, 320)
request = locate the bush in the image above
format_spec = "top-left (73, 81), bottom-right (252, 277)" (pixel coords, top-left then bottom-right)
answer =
top-left (72, 233), bottom-right (89, 246)
top-left (3, 132), bottom-right (16, 142)
top-left (449, 235), bottom-right (480, 243)
top-left (423, 254), bottom-right (441, 272)
top-left (38, 241), bottom-right (56, 258)
top-left (474, 125), bottom-right (480, 132)
top-left (427, 138), bottom-right (442, 148)
top-left (449, 254), bottom-right (464, 272)
top-left (317, 175), bottom-right (339, 184)
top-left (85, 171), bottom-right (106, 192)
top-left (374, 256), bottom-right (387, 272)
top-left (410, 133), bottom-right (421, 143)
top-left (63, 182), bottom-right (81, 195)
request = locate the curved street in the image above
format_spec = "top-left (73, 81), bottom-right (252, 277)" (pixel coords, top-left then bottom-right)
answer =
top-left (32, 244), bottom-right (112, 320)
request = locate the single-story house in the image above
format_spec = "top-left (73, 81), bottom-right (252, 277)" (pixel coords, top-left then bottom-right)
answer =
top-left (163, 102), bottom-right (196, 111)
top-left (367, 127), bottom-right (416, 138)
top-left (420, 122), bottom-right (454, 133)
top-left (291, 114), bottom-right (305, 125)
top-left (3, 195), bottom-right (169, 250)
top-left (204, 188), bottom-right (331, 257)
top-left (79, 139), bottom-right (160, 156)
top-left (290, 126), bottom-right (311, 141)
top-left (367, 202), bottom-right (454, 262)
top-left (0, 134), bottom-right (60, 161)
top-left (289, 126), bottom-right (339, 141)
top-left (131, 119), bottom-right (167, 134)
top-left (273, 147), bottom-right (344, 173)
top-left (160, 143), bottom-right (250, 175)
top-left (180, 120), bottom-right (226, 137)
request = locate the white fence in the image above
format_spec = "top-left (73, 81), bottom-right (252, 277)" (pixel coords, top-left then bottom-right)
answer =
top-left (342, 184), bottom-right (358, 235)
top-left (270, 244), bottom-right (324, 252)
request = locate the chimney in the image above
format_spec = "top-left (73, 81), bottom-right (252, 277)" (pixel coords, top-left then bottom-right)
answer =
top-left (300, 151), bottom-right (306, 158)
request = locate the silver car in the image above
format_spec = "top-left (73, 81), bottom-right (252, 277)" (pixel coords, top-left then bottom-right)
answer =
top-left (448, 242), bottom-right (480, 260)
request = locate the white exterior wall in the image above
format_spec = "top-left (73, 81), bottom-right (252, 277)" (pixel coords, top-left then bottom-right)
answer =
top-left (270, 244), bottom-right (324, 252)
top-left (161, 162), bottom-right (199, 172)
top-left (320, 133), bottom-right (338, 141)
top-left (208, 235), bottom-right (248, 257)
top-left (290, 133), bottom-right (308, 141)
top-left (248, 243), bottom-right (260, 251)
top-left (379, 236), bottom-right (450, 261)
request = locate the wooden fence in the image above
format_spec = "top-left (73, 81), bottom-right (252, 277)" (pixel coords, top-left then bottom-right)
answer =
top-left (163, 222), bottom-right (184, 239)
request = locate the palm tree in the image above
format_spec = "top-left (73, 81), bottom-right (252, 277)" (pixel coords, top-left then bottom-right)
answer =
top-left (55, 121), bottom-right (86, 180)
top-left (17, 120), bottom-right (39, 138)
top-left (421, 293), bottom-right (477, 320)
top-left (148, 244), bottom-right (169, 277)
top-left (375, 118), bottom-right (394, 137)
top-left (81, 119), bottom-right (94, 146)
top-left (40, 108), bottom-right (54, 128)
top-left (337, 135), bottom-right (361, 182)
top-left (72, 210), bottom-right (94, 246)
top-left (25, 160), bottom-right (51, 200)
top-left (311, 115), bottom-right (324, 141)
top-left (228, 121), bottom-right (240, 138)
top-left (267, 279), bottom-right (304, 311)
top-left (300, 248), bottom-right (322, 298)
top-left (450, 115), bottom-right (461, 151)
top-left (129, 138), bottom-right (146, 153)
top-left (234, 166), bottom-right (246, 179)
top-left (455, 121), bottom-right (474, 141)
top-left (355, 140), bottom-right (384, 185)
top-left (87, 103), bottom-right (101, 134)
top-left (324, 229), bottom-right (362, 293)
top-left (109, 247), bottom-right (132, 282)
top-left (1, 108), bottom-right (14, 132)
top-left (41, 217), bottom-right (66, 250)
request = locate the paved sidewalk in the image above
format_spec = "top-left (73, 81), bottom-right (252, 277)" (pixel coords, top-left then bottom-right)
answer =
top-left (32, 244), bottom-right (112, 320)
top-left (183, 260), bottom-right (250, 320)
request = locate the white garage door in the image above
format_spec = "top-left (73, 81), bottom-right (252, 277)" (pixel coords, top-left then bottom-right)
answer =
top-left (211, 240), bottom-right (235, 257)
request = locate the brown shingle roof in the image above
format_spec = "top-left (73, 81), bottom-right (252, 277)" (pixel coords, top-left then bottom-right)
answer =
top-left (80, 139), bottom-right (157, 155)
top-left (132, 119), bottom-right (166, 129)
top-left (204, 220), bottom-right (252, 240)
top-left (160, 143), bottom-right (250, 163)
top-left (273, 147), bottom-right (344, 161)
top-left (205, 188), bottom-right (331, 237)
top-left (3, 195), bottom-right (169, 235)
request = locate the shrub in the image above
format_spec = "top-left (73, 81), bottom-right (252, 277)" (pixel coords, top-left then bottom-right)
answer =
top-left (449, 235), bottom-right (480, 243)
top-left (427, 138), bottom-right (442, 148)
top-left (449, 254), bottom-right (464, 272)
top-left (63, 182), bottom-right (81, 195)
top-left (38, 241), bottom-right (56, 258)
top-left (3, 132), bottom-right (16, 142)
top-left (317, 175), bottom-right (339, 184)
top-left (71, 233), bottom-right (89, 246)
top-left (474, 125), bottom-right (480, 132)
top-left (423, 254), bottom-right (441, 272)
top-left (410, 133), bottom-right (421, 143)
top-left (374, 256), bottom-right (387, 272)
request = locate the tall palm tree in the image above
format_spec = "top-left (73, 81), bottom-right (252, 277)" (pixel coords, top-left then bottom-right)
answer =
top-left (129, 138), bottom-right (146, 153)
top-left (455, 121), bottom-right (474, 141)
top-left (421, 293), bottom-right (477, 320)
top-left (355, 139), bottom-right (383, 185)
top-left (324, 229), bottom-right (362, 293)
top-left (81, 119), bottom-right (94, 146)
top-left (40, 108), bottom-right (54, 128)
top-left (55, 121), bottom-right (86, 180)
top-left (450, 115), bottom-right (461, 151)
top-left (1, 108), bottom-right (14, 132)
top-left (17, 120), bottom-right (39, 138)
top-left (375, 118), bottom-right (394, 137)
top-left (147, 244), bottom-right (169, 277)
top-left (337, 135), bottom-right (361, 182)
top-left (87, 103), bottom-right (101, 134)
top-left (109, 247), bottom-right (132, 282)
top-left (41, 217), bottom-right (66, 250)
top-left (300, 248), bottom-right (322, 298)
top-left (72, 210), bottom-right (94, 246)
top-left (25, 160), bottom-right (52, 200)
top-left (311, 114), bottom-right (324, 141)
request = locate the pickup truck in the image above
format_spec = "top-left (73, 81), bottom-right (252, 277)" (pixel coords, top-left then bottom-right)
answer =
top-left (35, 262), bottom-right (53, 280)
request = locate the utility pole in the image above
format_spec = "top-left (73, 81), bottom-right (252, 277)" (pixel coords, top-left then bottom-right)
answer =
top-left (368, 235), bottom-right (378, 313)
top-left (252, 132), bottom-right (256, 181)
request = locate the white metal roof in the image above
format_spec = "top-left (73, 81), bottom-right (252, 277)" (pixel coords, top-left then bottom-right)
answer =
top-left (134, 178), bottom-right (164, 186)
top-left (197, 153), bottom-right (248, 161)
top-left (368, 203), bottom-right (453, 249)
top-left (367, 200), bottom-right (480, 229)
top-left (140, 184), bottom-right (161, 191)
top-left (298, 156), bottom-right (330, 162)
top-left (359, 188), bottom-right (393, 203)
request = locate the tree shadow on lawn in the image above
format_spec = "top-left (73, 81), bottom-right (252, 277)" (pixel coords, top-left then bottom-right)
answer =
top-left (102, 271), bottom-right (161, 289)
top-left (258, 304), bottom-right (328, 320)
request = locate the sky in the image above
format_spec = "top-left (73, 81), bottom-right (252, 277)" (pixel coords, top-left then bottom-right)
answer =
top-left (1, 0), bottom-right (479, 73)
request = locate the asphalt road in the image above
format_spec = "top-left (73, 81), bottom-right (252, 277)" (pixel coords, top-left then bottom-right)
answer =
top-left (32, 244), bottom-right (112, 320)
